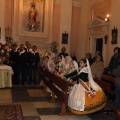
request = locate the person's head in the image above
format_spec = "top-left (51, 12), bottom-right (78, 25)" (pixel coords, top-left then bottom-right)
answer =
top-left (32, 45), bottom-right (37, 52)
top-left (71, 52), bottom-right (75, 57)
top-left (113, 47), bottom-right (120, 54)
top-left (57, 55), bottom-right (62, 63)
top-left (79, 58), bottom-right (87, 68)
top-left (27, 43), bottom-right (31, 49)
top-left (44, 56), bottom-right (49, 62)
top-left (95, 53), bottom-right (103, 62)
top-left (1, 45), bottom-right (5, 50)
top-left (61, 47), bottom-right (66, 53)
top-left (65, 56), bottom-right (72, 64)
top-left (69, 61), bottom-right (74, 69)
top-left (86, 53), bottom-right (92, 59)
top-left (20, 44), bottom-right (25, 51)
top-left (12, 44), bottom-right (17, 51)
top-left (95, 51), bottom-right (101, 56)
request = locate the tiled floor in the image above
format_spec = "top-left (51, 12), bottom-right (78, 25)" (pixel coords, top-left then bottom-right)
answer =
top-left (0, 85), bottom-right (115, 120)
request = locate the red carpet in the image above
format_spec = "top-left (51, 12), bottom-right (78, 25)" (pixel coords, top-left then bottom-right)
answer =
top-left (0, 104), bottom-right (23, 120)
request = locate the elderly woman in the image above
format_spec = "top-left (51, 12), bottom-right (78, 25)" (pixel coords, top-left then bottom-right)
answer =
top-left (91, 53), bottom-right (104, 80)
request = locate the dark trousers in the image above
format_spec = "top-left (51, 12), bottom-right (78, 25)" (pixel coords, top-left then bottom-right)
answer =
top-left (12, 64), bottom-right (19, 84)
top-left (32, 66), bottom-right (38, 84)
top-left (18, 65), bottom-right (26, 84)
top-left (25, 65), bottom-right (32, 84)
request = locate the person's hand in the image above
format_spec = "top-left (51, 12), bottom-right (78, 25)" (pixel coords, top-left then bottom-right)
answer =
top-left (108, 71), bottom-right (111, 74)
top-left (32, 63), bottom-right (35, 65)
top-left (69, 79), bottom-right (73, 83)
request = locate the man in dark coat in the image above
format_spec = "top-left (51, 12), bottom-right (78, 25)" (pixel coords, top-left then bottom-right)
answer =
top-left (31, 45), bottom-right (40, 84)
top-left (9, 44), bottom-right (19, 84)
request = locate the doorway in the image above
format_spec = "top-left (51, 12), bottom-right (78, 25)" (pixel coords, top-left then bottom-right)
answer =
top-left (96, 38), bottom-right (103, 54)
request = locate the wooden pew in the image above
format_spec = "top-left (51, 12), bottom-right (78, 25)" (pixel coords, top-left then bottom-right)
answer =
top-left (39, 66), bottom-right (71, 115)
top-left (95, 74), bottom-right (120, 120)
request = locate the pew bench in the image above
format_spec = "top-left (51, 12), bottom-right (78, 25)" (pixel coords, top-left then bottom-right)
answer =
top-left (39, 66), bottom-right (72, 115)
top-left (95, 74), bottom-right (120, 120)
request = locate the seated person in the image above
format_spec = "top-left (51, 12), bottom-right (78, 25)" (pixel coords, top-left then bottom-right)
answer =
top-left (92, 51), bottom-right (101, 63)
top-left (86, 52), bottom-right (93, 66)
top-left (57, 56), bottom-right (72, 76)
top-left (71, 52), bottom-right (77, 62)
top-left (64, 61), bottom-right (78, 80)
top-left (91, 53), bottom-right (104, 80)
top-left (55, 55), bottom-right (65, 73)
top-left (68, 58), bottom-right (106, 114)
top-left (58, 47), bottom-right (68, 57)
top-left (104, 47), bottom-right (120, 74)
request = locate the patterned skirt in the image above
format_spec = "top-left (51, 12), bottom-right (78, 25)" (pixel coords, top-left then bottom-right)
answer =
top-left (68, 82), bottom-right (107, 114)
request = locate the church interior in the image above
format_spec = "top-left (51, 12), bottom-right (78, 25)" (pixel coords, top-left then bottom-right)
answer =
top-left (0, 0), bottom-right (120, 120)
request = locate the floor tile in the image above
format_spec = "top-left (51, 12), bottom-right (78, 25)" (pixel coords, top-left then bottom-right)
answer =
top-left (33, 101), bottom-right (60, 108)
top-left (15, 102), bottom-right (39, 116)
top-left (24, 116), bottom-right (41, 120)
top-left (27, 89), bottom-right (51, 97)
top-left (0, 88), bottom-right (12, 104)
top-left (40, 115), bottom-right (91, 120)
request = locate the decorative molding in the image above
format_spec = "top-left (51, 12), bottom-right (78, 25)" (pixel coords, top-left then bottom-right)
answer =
top-left (72, 1), bottom-right (82, 8)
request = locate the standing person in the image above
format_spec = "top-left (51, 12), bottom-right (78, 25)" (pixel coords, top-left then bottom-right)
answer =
top-left (68, 59), bottom-right (106, 114)
top-left (31, 45), bottom-right (40, 84)
top-left (9, 44), bottom-right (19, 84)
top-left (18, 44), bottom-right (27, 85)
top-left (58, 47), bottom-right (68, 58)
top-left (25, 43), bottom-right (33, 84)
top-left (112, 64), bottom-right (120, 108)
top-left (105, 47), bottom-right (120, 74)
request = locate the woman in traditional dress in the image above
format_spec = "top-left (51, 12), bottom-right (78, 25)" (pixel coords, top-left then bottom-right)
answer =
top-left (68, 59), bottom-right (106, 114)
top-left (55, 55), bottom-right (65, 73)
top-left (64, 61), bottom-right (78, 81)
top-left (57, 55), bottom-right (72, 77)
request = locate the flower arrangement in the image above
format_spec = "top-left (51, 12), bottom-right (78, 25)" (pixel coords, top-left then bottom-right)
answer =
top-left (50, 41), bottom-right (59, 53)
top-left (27, 21), bottom-right (40, 32)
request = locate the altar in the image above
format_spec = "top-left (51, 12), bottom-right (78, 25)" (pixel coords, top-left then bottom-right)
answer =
top-left (0, 65), bottom-right (14, 88)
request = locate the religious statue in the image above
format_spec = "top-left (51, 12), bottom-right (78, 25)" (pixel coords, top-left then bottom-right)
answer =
top-left (27, 1), bottom-right (39, 32)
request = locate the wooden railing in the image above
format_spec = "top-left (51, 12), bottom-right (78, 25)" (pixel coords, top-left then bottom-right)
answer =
top-left (39, 66), bottom-right (71, 115)
top-left (95, 74), bottom-right (120, 120)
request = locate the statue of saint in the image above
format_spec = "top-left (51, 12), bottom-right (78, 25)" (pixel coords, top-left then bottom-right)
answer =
top-left (28, 1), bottom-right (39, 32)
top-left (29, 1), bottom-right (38, 24)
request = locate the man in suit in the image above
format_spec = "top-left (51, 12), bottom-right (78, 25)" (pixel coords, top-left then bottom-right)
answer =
top-left (31, 45), bottom-right (40, 84)
top-left (25, 43), bottom-right (33, 84)
top-left (9, 44), bottom-right (19, 84)
top-left (18, 44), bottom-right (27, 85)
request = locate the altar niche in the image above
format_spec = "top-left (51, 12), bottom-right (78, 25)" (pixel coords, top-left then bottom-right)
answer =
top-left (18, 0), bottom-right (51, 38)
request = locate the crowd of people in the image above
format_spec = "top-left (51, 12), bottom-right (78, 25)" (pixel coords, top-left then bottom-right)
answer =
top-left (41, 46), bottom-right (120, 113)
top-left (1, 42), bottom-right (120, 113)
top-left (0, 41), bottom-right (40, 85)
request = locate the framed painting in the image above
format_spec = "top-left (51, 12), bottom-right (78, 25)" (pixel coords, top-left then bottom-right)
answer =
top-left (111, 27), bottom-right (118, 44)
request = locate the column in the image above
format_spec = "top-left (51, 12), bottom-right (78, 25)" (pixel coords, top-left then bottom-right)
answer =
top-left (0, 0), bottom-right (5, 43)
